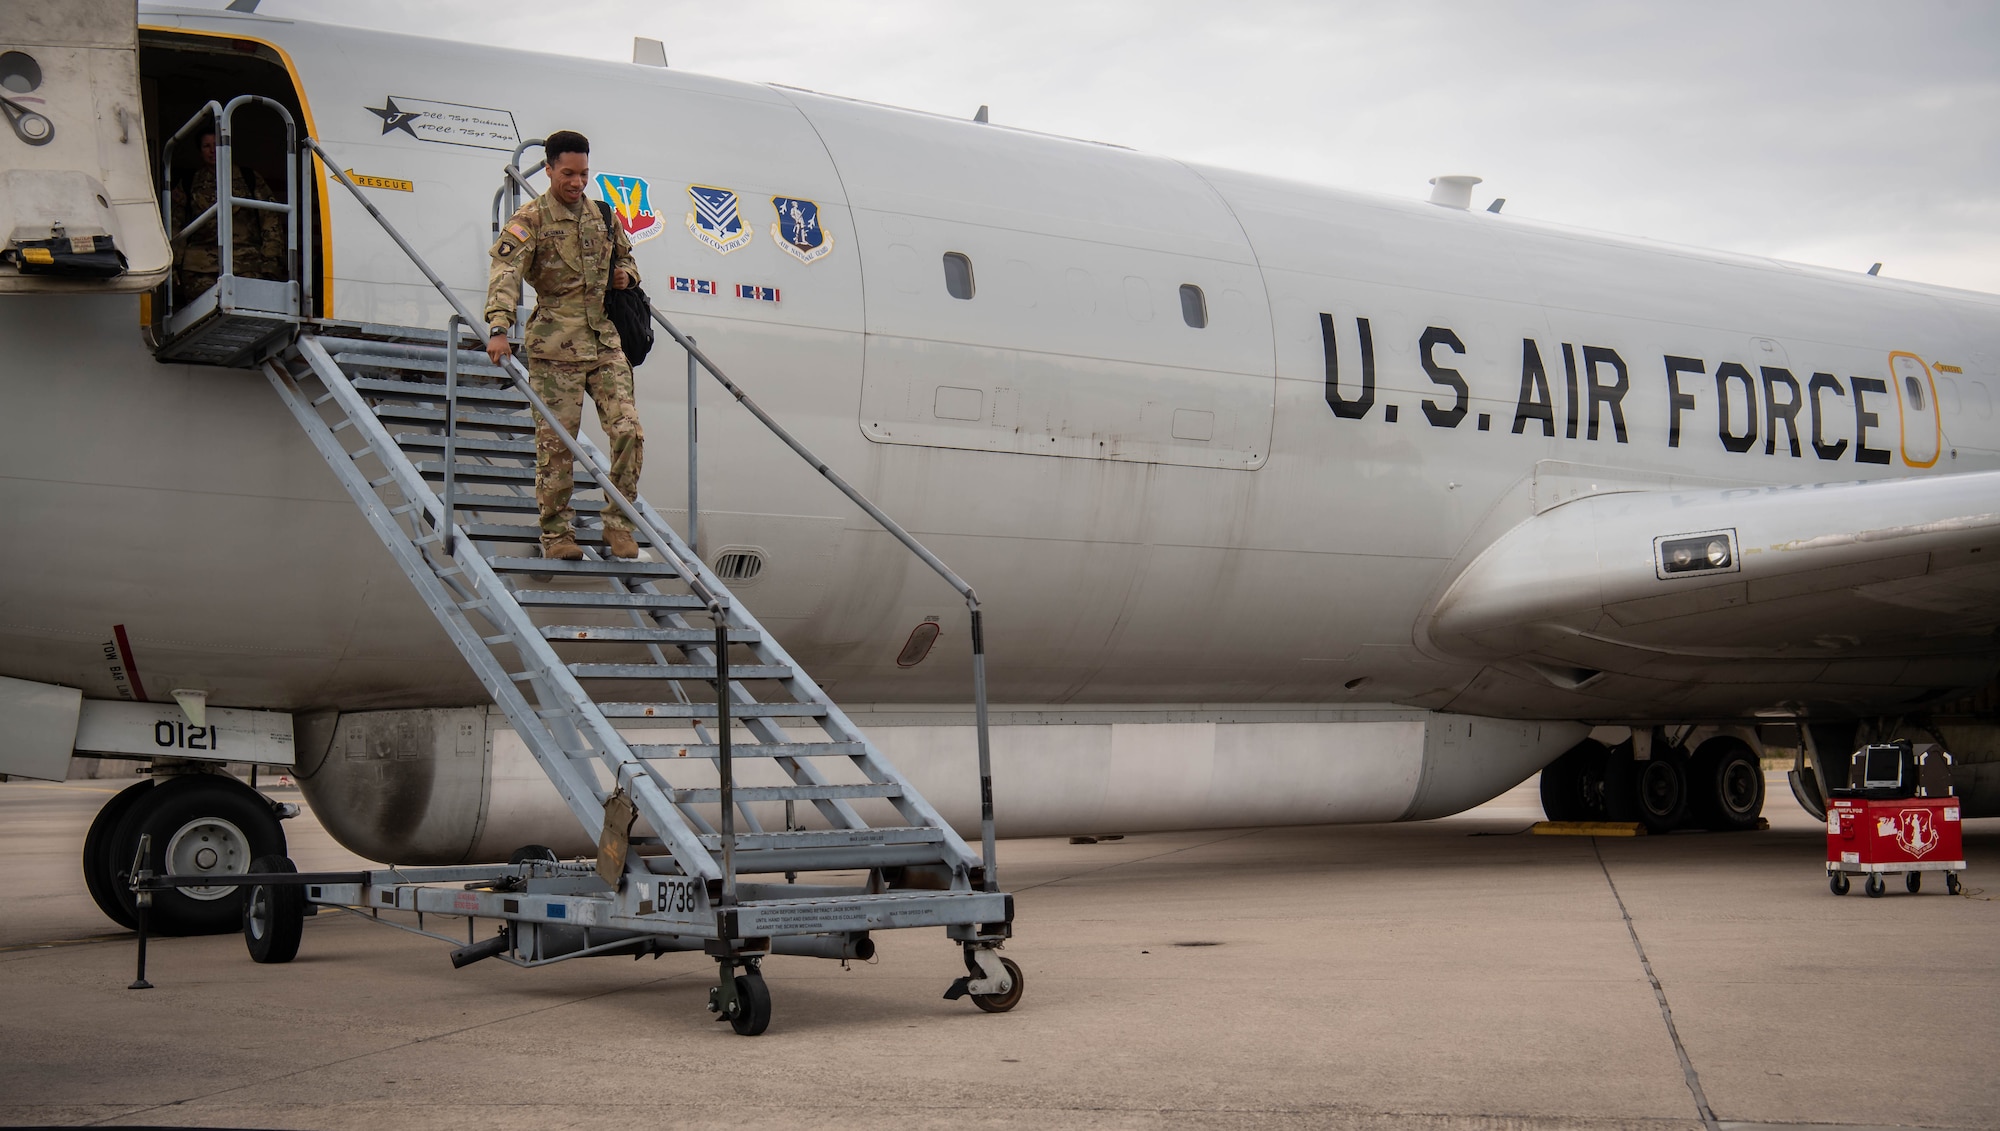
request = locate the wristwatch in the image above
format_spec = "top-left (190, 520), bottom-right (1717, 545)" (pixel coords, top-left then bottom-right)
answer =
top-left (488, 325), bottom-right (507, 338)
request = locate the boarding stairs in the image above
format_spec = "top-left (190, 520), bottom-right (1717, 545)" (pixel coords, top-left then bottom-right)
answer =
top-left (145, 116), bottom-right (1014, 1030)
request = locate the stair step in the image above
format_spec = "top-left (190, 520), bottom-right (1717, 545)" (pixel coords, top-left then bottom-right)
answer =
top-left (339, 354), bottom-right (514, 382)
top-left (511, 590), bottom-right (706, 610)
top-left (599, 701), bottom-right (829, 719)
top-left (670, 783), bottom-right (901, 804)
top-left (489, 558), bottom-right (677, 578)
top-left (460, 521), bottom-right (610, 544)
top-left (375, 404), bottom-right (536, 434)
top-left (350, 375), bottom-right (524, 405)
top-left (443, 491), bottom-right (609, 514)
top-left (420, 460), bottom-right (598, 487)
top-left (697, 827), bottom-right (944, 852)
top-left (394, 433), bottom-right (536, 457)
top-left (541, 625), bottom-right (758, 644)
top-left (632, 741), bottom-right (864, 760)
top-left (569, 662), bottom-right (791, 680)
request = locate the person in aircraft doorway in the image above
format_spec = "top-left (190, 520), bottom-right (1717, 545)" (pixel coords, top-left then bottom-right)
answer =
top-left (483, 129), bottom-right (645, 562)
top-left (169, 130), bottom-right (286, 301)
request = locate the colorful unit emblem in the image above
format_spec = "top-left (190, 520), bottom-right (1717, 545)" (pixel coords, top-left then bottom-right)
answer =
top-left (685, 185), bottom-right (753, 254)
top-left (669, 277), bottom-right (717, 295)
top-left (735, 284), bottom-right (781, 302)
top-left (595, 173), bottom-right (662, 243)
top-left (769, 196), bottom-right (833, 264)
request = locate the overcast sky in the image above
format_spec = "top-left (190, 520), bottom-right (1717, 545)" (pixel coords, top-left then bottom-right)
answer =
top-left (235, 0), bottom-right (2000, 294)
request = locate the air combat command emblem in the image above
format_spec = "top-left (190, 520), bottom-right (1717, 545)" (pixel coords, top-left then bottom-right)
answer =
top-left (596, 173), bottom-right (662, 243)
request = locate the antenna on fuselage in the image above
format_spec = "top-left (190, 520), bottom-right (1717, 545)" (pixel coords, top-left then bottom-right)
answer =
top-left (225, 0), bottom-right (260, 11)
top-left (633, 37), bottom-right (668, 67)
top-left (1867, 262), bottom-right (1882, 276)
top-left (974, 105), bottom-right (989, 124)
top-left (1486, 198), bottom-right (1506, 213)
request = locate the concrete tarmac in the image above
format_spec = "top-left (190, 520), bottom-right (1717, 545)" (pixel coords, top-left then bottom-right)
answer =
top-left (1, 774), bottom-right (1994, 1130)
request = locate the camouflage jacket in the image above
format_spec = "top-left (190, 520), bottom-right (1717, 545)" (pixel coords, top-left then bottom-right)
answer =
top-left (170, 164), bottom-right (286, 280)
top-left (484, 189), bottom-right (641, 362)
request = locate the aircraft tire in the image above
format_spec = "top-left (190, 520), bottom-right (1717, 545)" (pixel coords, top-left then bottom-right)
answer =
top-left (242, 854), bottom-right (305, 964)
top-left (110, 774), bottom-right (287, 936)
top-left (1690, 738), bottom-right (1764, 832)
top-left (82, 779), bottom-right (156, 930)
top-left (1632, 755), bottom-right (1689, 834)
top-left (1539, 740), bottom-right (1609, 822)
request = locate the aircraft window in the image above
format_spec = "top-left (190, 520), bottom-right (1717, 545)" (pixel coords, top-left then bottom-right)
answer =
top-left (1904, 374), bottom-right (1927, 411)
top-left (942, 252), bottom-right (975, 300)
top-left (1123, 276), bottom-right (1152, 322)
top-left (1969, 381), bottom-right (1993, 420)
top-left (1938, 376), bottom-right (1961, 414)
top-left (1179, 284), bottom-right (1208, 329)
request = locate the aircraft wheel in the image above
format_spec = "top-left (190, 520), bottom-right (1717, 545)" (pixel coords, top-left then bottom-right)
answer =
top-left (1829, 873), bottom-right (1849, 896)
top-left (1906, 871), bottom-right (1922, 894)
top-left (111, 774), bottom-right (286, 936)
top-left (1690, 738), bottom-right (1764, 832)
top-left (1539, 740), bottom-right (1609, 822)
top-left (82, 779), bottom-right (156, 930)
top-left (242, 854), bottom-right (305, 964)
top-left (971, 956), bottom-right (1025, 1014)
top-left (1946, 872), bottom-right (1962, 896)
top-left (728, 972), bottom-right (772, 1036)
top-left (1865, 874), bottom-right (1885, 898)
top-left (1634, 757), bottom-right (1689, 834)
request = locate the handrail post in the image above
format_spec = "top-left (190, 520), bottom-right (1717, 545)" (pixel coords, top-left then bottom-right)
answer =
top-left (969, 603), bottom-right (996, 892)
top-left (716, 616), bottom-right (736, 908)
top-left (443, 315), bottom-right (461, 557)
top-left (686, 337), bottom-right (699, 557)
top-left (215, 115), bottom-right (234, 291)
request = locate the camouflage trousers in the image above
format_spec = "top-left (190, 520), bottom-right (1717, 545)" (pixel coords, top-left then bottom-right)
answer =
top-left (529, 351), bottom-right (644, 541)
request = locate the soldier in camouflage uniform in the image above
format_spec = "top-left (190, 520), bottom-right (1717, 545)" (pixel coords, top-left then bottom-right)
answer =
top-left (169, 131), bottom-right (286, 301)
top-left (483, 129), bottom-right (645, 561)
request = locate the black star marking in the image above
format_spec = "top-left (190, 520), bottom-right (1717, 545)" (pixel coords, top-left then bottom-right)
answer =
top-left (367, 97), bottom-right (424, 138)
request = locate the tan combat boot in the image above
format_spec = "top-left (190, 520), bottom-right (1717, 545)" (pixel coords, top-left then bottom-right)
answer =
top-left (604, 527), bottom-right (639, 560)
top-left (541, 533), bottom-right (584, 561)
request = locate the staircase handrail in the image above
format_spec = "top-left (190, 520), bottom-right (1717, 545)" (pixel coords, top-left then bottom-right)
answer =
top-left (500, 160), bottom-right (1000, 889)
top-left (301, 137), bottom-right (725, 617)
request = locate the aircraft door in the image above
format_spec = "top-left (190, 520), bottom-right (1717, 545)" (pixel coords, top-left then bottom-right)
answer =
top-left (0, 1), bottom-right (170, 293)
top-left (1889, 351), bottom-right (1942, 467)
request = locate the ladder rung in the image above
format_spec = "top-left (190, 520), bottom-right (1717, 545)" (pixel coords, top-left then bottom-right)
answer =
top-left (670, 783), bottom-right (900, 804)
top-left (349, 374), bottom-right (525, 405)
top-left (375, 404), bottom-right (536, 433)
top-left (511, 590), bottom-right (705, 610)
top-left (541, 625), bottom-right (757, 644)
top-left (633, 742), bottom-right (865, 760)
top-left (394, 433), bottom-right (536, 457)
top-left (489, 558), bottom-right (676, 578)
top-left (569, 662), bottom-right (791, 680)
top-left (599, 701), bottom-right (829, 719)
top-left (696, 827), bottom-right (944, 852)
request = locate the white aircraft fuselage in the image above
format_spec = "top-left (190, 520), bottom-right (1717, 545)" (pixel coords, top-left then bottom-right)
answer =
top-left (5, 6), bottom-right (1999, 862)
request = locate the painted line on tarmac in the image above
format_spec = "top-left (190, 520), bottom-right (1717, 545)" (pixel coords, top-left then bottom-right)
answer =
top-left (0, 933), bottom-right (132, 953)
top-left (1594, 837), bottom-right (1721, 1131)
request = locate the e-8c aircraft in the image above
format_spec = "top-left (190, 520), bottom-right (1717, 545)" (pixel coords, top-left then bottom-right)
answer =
top-left (3, 2), bottom-right (1997, 984)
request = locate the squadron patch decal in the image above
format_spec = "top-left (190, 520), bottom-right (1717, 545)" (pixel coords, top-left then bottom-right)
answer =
top-left (685, 185), bottom-right (753, 254)
top-left (769, 196), bottom-right (832, 264)
top-left (596, 173), bottom-right (662, 244)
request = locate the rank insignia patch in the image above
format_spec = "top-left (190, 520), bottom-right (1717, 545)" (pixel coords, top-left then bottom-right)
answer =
top-left (596, 174), bottom-right (663, 243)
top-left (685, 185), bottom-right (753, 254)
top-left (770, 196), bottom-right (832, 264)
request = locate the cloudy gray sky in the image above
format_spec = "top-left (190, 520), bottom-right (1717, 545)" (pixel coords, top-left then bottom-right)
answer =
top-left (235, 0), bottom-right (2000, 293)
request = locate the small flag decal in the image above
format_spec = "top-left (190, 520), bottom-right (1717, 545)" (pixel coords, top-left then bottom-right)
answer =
top-left (735, 284), bottom-right (780, 302)
top-left (670, 276), bottom-right (717, 295)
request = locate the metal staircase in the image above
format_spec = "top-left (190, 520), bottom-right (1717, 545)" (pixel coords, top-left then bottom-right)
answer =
top-left (145, 124), bottom-right (1017, 1034)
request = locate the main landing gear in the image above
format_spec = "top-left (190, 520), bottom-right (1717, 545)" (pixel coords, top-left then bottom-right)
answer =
top-left (82, 773), bottom-right (289, 935)
top-left (1539, 733), bottom-right (1765, 834)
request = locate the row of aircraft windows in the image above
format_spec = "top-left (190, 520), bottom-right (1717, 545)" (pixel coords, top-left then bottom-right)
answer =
top-left (1937, 375), bottom-right (1994, 420)
top-left (939, 251), bottom-right (1210, 329)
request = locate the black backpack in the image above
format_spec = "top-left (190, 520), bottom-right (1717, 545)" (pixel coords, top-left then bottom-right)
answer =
top-left (595, 199), bottom-right (655, 366)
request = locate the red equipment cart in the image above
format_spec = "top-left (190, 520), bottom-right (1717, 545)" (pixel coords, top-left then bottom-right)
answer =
top-left (1826, 741), bottom-right (1964, 897)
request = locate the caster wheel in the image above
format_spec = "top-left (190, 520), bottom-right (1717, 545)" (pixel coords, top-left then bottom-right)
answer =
top-left (1829, 873), bottom-right (1849, 896)
top-left (729, 972), bottom-right (772, 1037)
top-left (1946, 873), bottom-right (1962, 896)
top-left (243, 855), bottom-right (305, 964)
top-left (971, 956), bottom-right (1025, 1014)
top-left (1865, 874), bottom-right (1885, 898)
top-left (1906, 872), bottom-right (1922, 894)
